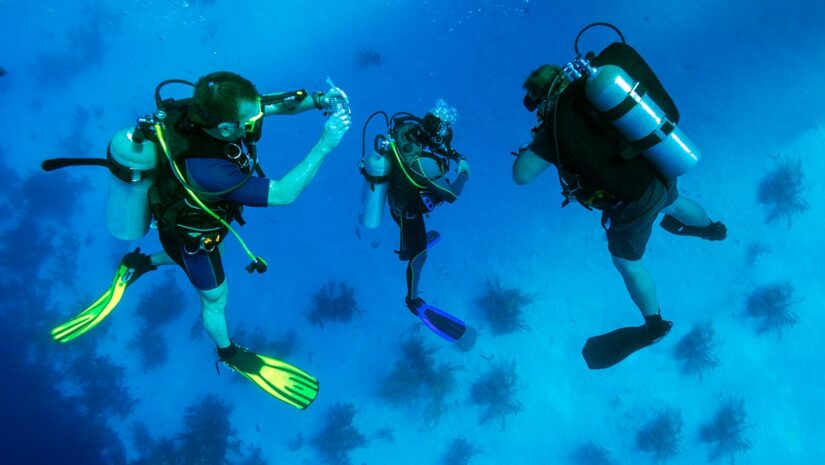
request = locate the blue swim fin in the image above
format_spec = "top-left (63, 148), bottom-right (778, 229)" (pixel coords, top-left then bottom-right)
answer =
top-left (406, 297), bottom-right (466, 342)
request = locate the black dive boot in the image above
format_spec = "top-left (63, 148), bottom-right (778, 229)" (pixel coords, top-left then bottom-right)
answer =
top-left (121, 247), bottom-right (157, 285)
top-left (660, 215), bottom-right (727, 241)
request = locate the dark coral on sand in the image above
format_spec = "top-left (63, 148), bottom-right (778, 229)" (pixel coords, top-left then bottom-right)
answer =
top-left (673, 322), bottom-right (719, 377)
top-left (379, 334), bottom-right (459, 426)
top-left (745, 282), bottom-right (798, 334)
top-left (470, 360), bottom-right (522, 429)
top-left (571, 441), bottom-right (615, 465)
top-left (477, 277), bottom-right (532, 335)
top-left (699, 397), bottom-right (751, 463)
top-left (757, 157), bottom-right (808, 226)
top-left (307, 280), bottom-right (361, 327)
top-left (636, 408), bottom-right (683, 461)
top-left (311, 403), bottom-right (368, 465)
top-left (442, 437), bottom-right (481, 465)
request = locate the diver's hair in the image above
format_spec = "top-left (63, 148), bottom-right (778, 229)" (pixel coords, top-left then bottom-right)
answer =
top-left (522, 65), bottom-right (562, 99)
top-left (190, 71), bottom-right (259, 127)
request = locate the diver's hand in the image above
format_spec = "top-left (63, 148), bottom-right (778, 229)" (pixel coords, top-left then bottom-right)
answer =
top-left (319, 110), bottom-right (352, 151)
top-left (457, 159), bottom-right (471, 178)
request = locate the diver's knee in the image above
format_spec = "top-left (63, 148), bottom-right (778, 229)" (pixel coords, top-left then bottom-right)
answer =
top-left (198, 281), bottom-right (227, 307)
top-left (611, 254), bottom-right (643, 274)
top-left (410, 249), bottom-right (428, 264)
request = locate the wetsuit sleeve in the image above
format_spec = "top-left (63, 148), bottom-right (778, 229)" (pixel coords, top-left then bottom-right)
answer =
top-left (185, 158), bottom-right (270, 207)
top-left (527, 126), bottom-right (558, 164)
top-left (416, 156), bottom-right (466, 204)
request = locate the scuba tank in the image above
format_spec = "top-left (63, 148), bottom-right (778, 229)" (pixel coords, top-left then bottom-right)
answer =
top-left (358, 111), bottom-right (396, 229)
top-left (560, 23), bottom-right (700, 178)
top-left (105, 126), bottom-right (158, 241)
top-left (358, 148), bottom-right (392, 229)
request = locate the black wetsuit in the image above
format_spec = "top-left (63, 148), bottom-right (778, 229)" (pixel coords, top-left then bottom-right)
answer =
top-left (383, 122), bottom-right (468, 298)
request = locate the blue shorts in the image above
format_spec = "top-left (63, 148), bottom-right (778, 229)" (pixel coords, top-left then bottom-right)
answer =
top-left (159, 231), bottom-right (225, 290)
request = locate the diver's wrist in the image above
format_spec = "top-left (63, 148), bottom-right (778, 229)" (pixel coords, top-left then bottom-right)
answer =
top-left (312, 92), bottom-right (324, 110)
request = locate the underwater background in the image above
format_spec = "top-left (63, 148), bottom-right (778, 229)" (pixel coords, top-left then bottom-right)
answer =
top-left (1, 0), bottom-right (823, 464)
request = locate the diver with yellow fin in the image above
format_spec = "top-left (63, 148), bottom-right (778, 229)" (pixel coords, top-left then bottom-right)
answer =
top-left (45, 72), bottom-right (351, 408)
top-left (358, 101), bottom-right (470, 342)
top-left (512, 23), bottom-right (727, 369)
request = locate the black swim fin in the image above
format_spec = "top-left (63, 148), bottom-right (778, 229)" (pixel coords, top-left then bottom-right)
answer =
top-left (582, 318), bottom-right (673, 369)
top-left (660, 215), bottom-right (727, 241)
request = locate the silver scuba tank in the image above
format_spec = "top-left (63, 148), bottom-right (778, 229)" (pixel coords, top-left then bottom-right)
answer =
top-left (106, 128), bottom-right (158, 240)
top-left (565, 58), bottom-right (700, 178)
top-left (358, 148), bottom-right (392, 229)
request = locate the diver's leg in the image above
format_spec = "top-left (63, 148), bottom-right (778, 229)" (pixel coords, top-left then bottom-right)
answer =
top-left (167, 239), bottom-right (230, 348)
top-left (407, 250), bottom-right (428, 300)
top-left (402, 215), bottom-right (428, 300)
top-left (611, 255), bottom-right (659, 317)
top-left (198, 280), bottom-right (231, 348)
top-left (662, 196), bottom-right (711, 227)
top-left (604, 181), bottom-right (665, 318)
top-left (149, 250), bottom-right (176, 267)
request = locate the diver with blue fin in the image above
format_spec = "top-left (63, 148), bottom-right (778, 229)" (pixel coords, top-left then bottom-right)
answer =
top-left (358, 101), bottom-right (470, 342)
top-left (44, 72), bottom-right (352, 408)
top-left (511, 23), bottom-right (727, 369)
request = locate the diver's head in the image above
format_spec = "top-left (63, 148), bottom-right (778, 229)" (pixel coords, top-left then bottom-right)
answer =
top-left (191, 71), bottom-right (263, 140)
top-left (418, 100), bottom-right (458, 155)
top-left (522, 64), bottom-right (562, 114)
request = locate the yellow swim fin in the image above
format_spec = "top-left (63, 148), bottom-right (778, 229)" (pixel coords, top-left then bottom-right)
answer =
top-left (51, 264), bottom-right (132, 343)
top-left (219, 344), bottom-right (319, 410)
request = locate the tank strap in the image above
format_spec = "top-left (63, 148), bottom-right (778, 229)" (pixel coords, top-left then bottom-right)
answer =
top-left (627, 119), bottom-right (676, 153)
top-left (106, 146), bottom-right (158, 183)
top-left (362, 170), bottom-right (391, 185)
top-left (600, 82), bottom-right (648, 123)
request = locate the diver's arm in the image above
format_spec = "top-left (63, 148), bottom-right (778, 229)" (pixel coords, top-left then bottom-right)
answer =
top-left (267, 112), bottom-right (351, 206)
top-left (513, 149), bottom-right (551, 185)
top-left (262, 86), bottom-right (347, 116)
top-left (421, 158), bottom-right (470, 204)
top-left (262, 90), bottom-right (323, 116)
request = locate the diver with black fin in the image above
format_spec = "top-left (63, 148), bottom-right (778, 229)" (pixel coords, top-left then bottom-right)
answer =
top-left (511, 23), bottom-right (727, 369)
top-left (358, 101), bottom-right (470, 342)
top-left (45, 72), bottom-right (352, 408)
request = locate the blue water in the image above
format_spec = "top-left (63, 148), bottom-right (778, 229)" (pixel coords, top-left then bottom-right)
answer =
top-left (1, 1), bottom-right (823, 464)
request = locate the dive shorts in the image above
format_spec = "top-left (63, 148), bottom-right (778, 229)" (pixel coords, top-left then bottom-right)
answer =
top-left (159, 231), bottom-right (226, 291)
top-left (603, 178), bottom-right (679, 261)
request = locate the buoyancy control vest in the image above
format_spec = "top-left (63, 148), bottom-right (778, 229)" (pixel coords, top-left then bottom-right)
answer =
top-left (147, 105), bottom-right (258, 252)
top-left (384, 120), bottom-right (454, 215)
top-left (544, 41), bottom-right (680, 207)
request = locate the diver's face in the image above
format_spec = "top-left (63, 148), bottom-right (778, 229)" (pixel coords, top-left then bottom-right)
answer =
top-left (212, 99), bottom-right (263, 140)
top-left (535, 97), bottom-right (550, 119)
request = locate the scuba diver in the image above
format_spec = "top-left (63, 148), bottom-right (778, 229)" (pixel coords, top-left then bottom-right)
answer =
top-left (45, 71), bottom-right (352, 409)
top-left (358, 100), bottom-right (470, 342)
top-left (511, 24), bottom-right (727, 369)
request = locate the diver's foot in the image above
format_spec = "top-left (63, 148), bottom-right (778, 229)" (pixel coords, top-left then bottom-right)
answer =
top-left (405, 296), bottom-right (425, 316)
top-left (404, 296), bottom-right (466, 342)
top-left (121, 247), bottom-right (157, 285)
top-left (643, 313), bottom-right (673, 344)
top-left (217, 342), bottom-right (239, 361)
top-left (660, 215), bottom-right (727, 241)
